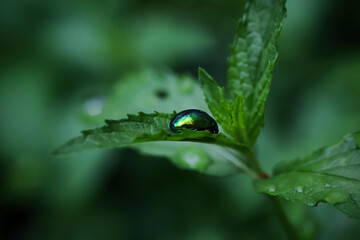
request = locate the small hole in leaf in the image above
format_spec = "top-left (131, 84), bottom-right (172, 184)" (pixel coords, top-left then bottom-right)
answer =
top-left (155, 89), bottom-right (168, 99)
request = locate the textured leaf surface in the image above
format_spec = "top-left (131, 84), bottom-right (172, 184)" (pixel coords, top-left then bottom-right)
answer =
top-left (56, 111), bottom-right (249, 176)
top-left (199, 68), bottom-right (250, 144)
top-left (254, 133), bottom-right (360, 218)
top-left (227, 0), bottom-right (286, 144)
top-left (198, 68), bottom-right (232, 135)
top-left (229, 95), bottom-right (247, 143)
top-left (56, 112), bottom-right (245, 154)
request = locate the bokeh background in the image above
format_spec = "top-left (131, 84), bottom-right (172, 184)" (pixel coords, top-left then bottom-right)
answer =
top-left (1, 0), bottom-right (359, 239)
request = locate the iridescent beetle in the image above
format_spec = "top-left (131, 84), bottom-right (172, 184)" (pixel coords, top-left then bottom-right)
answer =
top-left (169, 109), bottom-right (219, 134)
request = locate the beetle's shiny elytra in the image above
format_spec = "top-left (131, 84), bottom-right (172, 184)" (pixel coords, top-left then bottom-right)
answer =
top-left (169, 109), bottom-right (219, 134)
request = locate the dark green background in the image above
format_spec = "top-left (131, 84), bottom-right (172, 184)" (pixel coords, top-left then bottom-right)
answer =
top-left (1, 0), bottom-right (359, 239)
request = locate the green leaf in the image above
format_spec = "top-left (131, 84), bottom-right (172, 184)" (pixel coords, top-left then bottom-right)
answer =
top-left (254, 133), bottom-right (360, 218)
top-left (229, 95), bottom-right (247, 143)
top-left (78, 69), bottom-right (253, 176)
top-left (198, 68), bottom-right (232, 135)
top-left (56, 112), bottom-right (245, 154)
top-left (199, 68), bottom-right (251, 144)
top-left (227, 0), bottom-right (286, 144)
top-left (55, 111), bottom-right (250, 176)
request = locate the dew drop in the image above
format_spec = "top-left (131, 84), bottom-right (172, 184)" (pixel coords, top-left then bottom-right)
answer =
top-left (184, 152), bottom-right (200, 168)
top-left (84, 97), bottom-right (104, 116)
top-left (268, 186), bottom-right (276, 193)
top-left (325, 184), bottom-right (331, 188)
top-left (296, 187), bottom-right (303, 193)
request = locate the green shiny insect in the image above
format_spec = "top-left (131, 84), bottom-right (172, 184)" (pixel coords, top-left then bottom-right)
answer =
top-left (169, 109), bottom-right (219, 134)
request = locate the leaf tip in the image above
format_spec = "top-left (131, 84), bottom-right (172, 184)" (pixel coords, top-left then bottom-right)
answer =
top-left (52, 145), bottom-right (68, 157)
top-left (198, 67), bottom-right (214, 81)
top-left (198, 67), bottom-right (206, 82)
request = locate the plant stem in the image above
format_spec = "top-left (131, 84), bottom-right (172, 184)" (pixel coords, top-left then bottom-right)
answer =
top-left (245, 148), bottom-right (300, 239)
top-left (269, 196), bottom-right (300, 240)
top-left (215, 147), bottom-right (259, 179)
top-left (243, 147), bottom-right (268, 179)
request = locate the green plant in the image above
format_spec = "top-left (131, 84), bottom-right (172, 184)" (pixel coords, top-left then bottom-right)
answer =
top-left (55, 0), bottom-right (360, 239)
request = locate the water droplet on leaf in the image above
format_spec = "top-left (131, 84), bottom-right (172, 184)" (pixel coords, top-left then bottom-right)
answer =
top-left (84, 97), bottom-right (104, 116)
top-left (268, 186), bottom-right (276, 193)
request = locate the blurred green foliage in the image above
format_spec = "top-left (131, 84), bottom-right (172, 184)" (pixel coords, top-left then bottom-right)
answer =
top-left (0, 0), bottom-right (359, 239)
